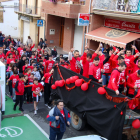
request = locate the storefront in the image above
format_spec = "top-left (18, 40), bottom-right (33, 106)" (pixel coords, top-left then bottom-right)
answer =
top-left (86, 18), bottom-right (140, 51)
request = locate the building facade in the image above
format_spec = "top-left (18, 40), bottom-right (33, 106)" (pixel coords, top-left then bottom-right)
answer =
top-left (0, 0), bottom-right (19, 38)
top-left (86, 0), bottom-right (140, 51)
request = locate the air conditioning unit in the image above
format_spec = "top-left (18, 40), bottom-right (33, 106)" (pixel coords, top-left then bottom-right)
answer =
top-left (26, 8), bottom-right (32, 14)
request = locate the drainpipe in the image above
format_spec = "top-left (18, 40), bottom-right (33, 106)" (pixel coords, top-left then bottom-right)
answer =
top-left (86, 0), bottom-right (92, 45)
top-left (43, 19), bottom-right (46, 41)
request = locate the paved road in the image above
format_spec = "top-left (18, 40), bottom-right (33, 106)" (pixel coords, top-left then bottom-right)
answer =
top-left (5, 86), bottom-right (98, 139)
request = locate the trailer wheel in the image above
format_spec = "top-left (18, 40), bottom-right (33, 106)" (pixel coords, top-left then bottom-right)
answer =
top-left (70, 111), bottom-right (86, 130)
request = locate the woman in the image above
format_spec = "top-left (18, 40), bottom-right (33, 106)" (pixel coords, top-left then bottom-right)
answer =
top-left (38, 38), bottom-right (44, 49)
top-left (26, 36), bottom-right (33, 46)
top-left (42, 68), bottom-right (54, 108)
top-left (15, 50), bottom-right (19, 60)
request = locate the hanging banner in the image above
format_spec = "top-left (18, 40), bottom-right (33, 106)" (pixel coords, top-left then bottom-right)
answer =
top-left (78, 13), bottom-right (90, 26)
top-left (104, 18), bottom-right (140, 33)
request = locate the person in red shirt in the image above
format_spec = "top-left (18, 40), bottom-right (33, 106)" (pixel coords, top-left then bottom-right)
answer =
top-left (45, 55), bottom-right (55, 73)
top-left (42, 68), bottom-right (54, 108)
top-left (13, 73), bottom-right (25, 111)
top-left (102, 53), bottom-right (113, 86)
top-left (24, 68), bottom-right (31, 77)
top-left (27, 73), bottom-right (34, 103)
top-left (7, 70), bottom-right (19, 102)
top-left (89, 54), bottom-right (110, 83)
top-left (124, 45), bottom-right (139, 75)
top-left (28, 43), bottom-right (35, 51)
top-left (6, 47), bottom-right (15, 59)
top-left (17, 44), bottom-right (23, 58)
top-left (127, 70), bottom-right (140, 98)
top-left (36, 45), bottom-right (42, 53)
top-left (47, 100), bottom-right (71, 140)
top-left (68, 48), bottom-right (81, 74)
top-left (23, 60), bottom-right (33, 74)
top-left (15, 50), bottom-right (19, 60)
top-left (0, 48), bottom-right (5, 61)
top-left (7, 53), bottom-right (15, 65)
top-left (32, 78), bottom-right (43, 115)
top-left (108, 62), bottom-right (126, 95)
top-left (41, 54), bottom-right (47, 66)
top-left (130, 52), bottom-right (140, 74)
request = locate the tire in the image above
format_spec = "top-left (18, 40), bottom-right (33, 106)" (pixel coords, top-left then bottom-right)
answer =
top-left (70, 111), bottom-right (86, 131)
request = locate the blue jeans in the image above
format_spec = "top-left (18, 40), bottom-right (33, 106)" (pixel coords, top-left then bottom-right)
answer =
top-left (49, 127), bottom-right (64, 140)
top-left (102, 74), bottom-right (110, 86)
top-left (13, 88), bottom-right (16, 100)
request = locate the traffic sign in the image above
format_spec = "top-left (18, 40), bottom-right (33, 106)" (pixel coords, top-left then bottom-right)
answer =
top-left (37, 20), bottom-right (43, 27)
top-left (78, 13), bottom-right (90, 26)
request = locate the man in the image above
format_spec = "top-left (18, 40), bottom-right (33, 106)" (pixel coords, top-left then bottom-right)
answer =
top-left (45, 55), bottom-right (55, 73)
top-left (127, 70), bottom-right (140, 98)
top-left (18, 55), bottom-right (26, 74)
top-left (130, 52), bottom-right (140, 74)
top-left (26, 46), bottom-right (32, 58)
top-left (6, 47), bottom-right (15, 59)
top-left (68, 48), bottom-right (81, 74)
top-left (89, 53), bottom-right (110, 83)
top-left (17, 44), bottom-right (23, 58)
top-left (47, 100), bottom-right (71, 140)
top-left (108, 62), bottom-right (126, 95)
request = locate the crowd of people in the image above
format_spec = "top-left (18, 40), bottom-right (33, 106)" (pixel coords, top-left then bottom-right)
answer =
top-left (1, 31), bottom-right (140, 139)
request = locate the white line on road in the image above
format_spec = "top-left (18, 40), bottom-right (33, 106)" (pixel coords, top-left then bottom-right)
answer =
top-left (24, 114), bottom-right (49, 139)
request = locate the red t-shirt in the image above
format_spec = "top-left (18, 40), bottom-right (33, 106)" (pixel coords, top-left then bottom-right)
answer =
top-left (88, 62), bottom-right (103, 80)
top-left (7, 58), bottom-right (15, 64)
top-left (46, 60), bottom-right (55, 73)
top-left (70, 57), bottom-right (81, 74)
top-left (0, 53), bottom-right (5, 60)
top-left (17, 47), bottom-right (23, 57)
top-left (32, 83), bottom-right (43, 97)
top-left (108, 69), bottom-right (120, 91)
top-left (6, 51), bottom-right (15, 58)
top-left (9, 75), bottom-right (19, 88)
top-left (28, 76), bottom-right (34, 84)
top-left (127, 72), bottom-right (140, 95)
top-left (44, 73), bottom-right (52, 83)
top-left (103, 59), bottom-right (112, 74)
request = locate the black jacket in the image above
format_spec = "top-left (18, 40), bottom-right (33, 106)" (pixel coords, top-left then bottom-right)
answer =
top-left (18, 59), bottom-right (25, 73)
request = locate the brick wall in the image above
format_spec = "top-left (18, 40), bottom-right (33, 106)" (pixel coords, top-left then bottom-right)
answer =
top-left (45, 14), bottom-right (61, 47)
top-left (63, 18), bottom-right (75, 52)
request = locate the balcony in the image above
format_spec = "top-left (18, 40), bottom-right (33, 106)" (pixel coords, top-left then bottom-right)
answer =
top-left (92, 0), bottom-right (140, 20)
top-left (14, 3), bottom-right (41, 18)
top-left (41, 0), bottom-right (85, 18)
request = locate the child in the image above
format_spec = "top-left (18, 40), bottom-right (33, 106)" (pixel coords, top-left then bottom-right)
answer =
top-left (24, 75), bottom-right (28, 103)
top-left (24, 68), bottom-right (31, 77)
top-left (27, 73), bottom-right (34, 103)
top-left (31, 66), bottom-right (41, 81)
top-left (7, 70), bottom-right (19, 102)
top-left (42, 68), bottom-right (54, 108)
top-left (32, 78), bottom-right (43, 114)
top-left (7, 53), bottom-right (15, 65)
top-left (14, 73), bottom-right (25, 111)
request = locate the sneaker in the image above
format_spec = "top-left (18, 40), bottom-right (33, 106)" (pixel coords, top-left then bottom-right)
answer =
top-left (27, 102), bottom-right (29, 104)
top-left (19, 108), bottom-right (24, 111)
top-left (45, 104), bottom-right (48, 106)
top-left (36, 106), bottom-right (38, 111)
top-left (30, 102), bottom-right (33, 104)
top-left (34, 110), bottom-right (37, 115)
top-left (13, 100), bottom-right (16, 103)
top-left (24, 101), bottom-right (26, 104)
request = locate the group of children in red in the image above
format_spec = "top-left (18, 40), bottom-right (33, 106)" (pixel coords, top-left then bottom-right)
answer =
top-left (0, 39), bottom-right (56, 114)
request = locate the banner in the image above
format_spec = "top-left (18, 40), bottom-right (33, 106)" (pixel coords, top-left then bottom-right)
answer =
top-left (52, 65), bottom-right (127, 140)
top-left (105, 18), bottom-right (140, 33)
top-left (78, 13), bottom-right (90, 26)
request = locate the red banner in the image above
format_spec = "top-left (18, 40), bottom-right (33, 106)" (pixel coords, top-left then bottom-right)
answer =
top-left (104, 18), bottom-right (140, 33)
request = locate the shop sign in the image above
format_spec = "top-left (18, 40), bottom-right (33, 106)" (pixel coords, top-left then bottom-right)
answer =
top-left (105, 18), bottom-right (140, 33)
top-left (78, 13), bottom-right (90, 26)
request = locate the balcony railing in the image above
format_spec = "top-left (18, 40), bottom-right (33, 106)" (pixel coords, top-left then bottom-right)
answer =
top-left (14, 3), bottom-right (41, 16)
top-left (49, 0), bottom-right (85, 5)
top-left (92, 0), bottom-right (140, 13)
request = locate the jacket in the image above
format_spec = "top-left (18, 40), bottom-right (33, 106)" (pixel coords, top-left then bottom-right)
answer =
top-left (18, 59), bottom-right (25, 73)
top-left (47, 106), bottom-right (71, 132)
top-left (31, 71), bottom-right (41, 80)
top-left (15, 79), bottom-right (24, 95)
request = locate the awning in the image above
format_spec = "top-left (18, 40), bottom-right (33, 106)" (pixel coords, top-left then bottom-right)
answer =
top-left (85, 27), bottom-right (140, 48)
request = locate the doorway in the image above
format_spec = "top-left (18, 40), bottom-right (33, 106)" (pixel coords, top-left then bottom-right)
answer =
top-left (59, 18), bottom-right (65, 48)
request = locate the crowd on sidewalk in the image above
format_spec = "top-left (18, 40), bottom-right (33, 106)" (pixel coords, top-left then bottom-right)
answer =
top-left (1, 30), bottom-right (140, 140)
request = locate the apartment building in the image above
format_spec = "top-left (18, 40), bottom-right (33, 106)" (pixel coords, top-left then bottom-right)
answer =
top-left (86, 0), bottom-right (140, 51)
